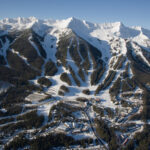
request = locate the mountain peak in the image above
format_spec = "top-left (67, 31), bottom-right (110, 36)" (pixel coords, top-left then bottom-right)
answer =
top-left (1, 17), bottom-right (150, 41)
top-left (53, 17), bottom-right (85, 29)
top-left (1, 16), bottom-right (37, 24)
top-left (0, 16), bottom-right (38, 31)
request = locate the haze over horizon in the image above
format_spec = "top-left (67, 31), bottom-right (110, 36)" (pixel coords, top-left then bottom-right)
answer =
top-left (0, 0), bottom-right (150, 29)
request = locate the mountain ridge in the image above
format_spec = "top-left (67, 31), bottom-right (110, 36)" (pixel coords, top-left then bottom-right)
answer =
top-left (1, 17), bottom-right (150, 53)
top-left (0, 17), bottom-right (150, 38)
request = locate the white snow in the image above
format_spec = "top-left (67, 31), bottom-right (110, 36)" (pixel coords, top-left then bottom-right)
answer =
top-left (131, 42), bottom-right (150, 67)
top-left (0, 17), bottom-right (149, 44)
top-left (128, 63), bottom-right (134, 78)
top-left (11, 49), bottom-right (30, 66)
top-left (28, 36), bottom-right (41, 57)
top-left (0, 37), bottom-right (10, 66)
top-left (42, 34), bottom-right (57, 61)
top-left (0, 17), bottom-right (38, 31)
top-left (0, 81), bottom-right (12, 94)
top-left (66, 38), bottom-right (83, 85)
top-left (99, 90), bottom-right (116, 109)
top-left (25, 92), bottom-right (47, 103)
top-left (0, 108), bottom-right (7, 113)
top-left (37, 102), bottom-right (53, 117)
top-left (1, 16), bottom-right (149, 62)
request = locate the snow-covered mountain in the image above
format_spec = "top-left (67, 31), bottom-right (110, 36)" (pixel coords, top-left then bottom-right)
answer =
top-left (1, 17), bottom-right (150, 56)
top-left (0, 17), bottom-right (150, 150)
top-left (1, 17), bottom-right (150, 38)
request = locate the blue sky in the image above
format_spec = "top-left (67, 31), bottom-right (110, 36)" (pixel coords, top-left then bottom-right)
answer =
top-left (0, 0), bottom-right (150, 29)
